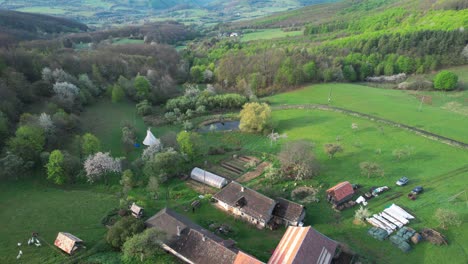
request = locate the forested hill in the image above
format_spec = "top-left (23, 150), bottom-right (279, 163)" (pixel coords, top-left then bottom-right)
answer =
top-left (186, 0), bottom-right (467, 96)
top-left (228, 0), bottom-right (468, 29)
top-left (0, 9), bottom-right (88, 46)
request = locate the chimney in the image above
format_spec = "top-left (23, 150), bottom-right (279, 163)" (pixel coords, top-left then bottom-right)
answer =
top-left (202, 235), bottom-right (206, 242)
top-left (176, 226), bottom-right (181, 236)
top-left (241, 186), bottom-right (245, 192)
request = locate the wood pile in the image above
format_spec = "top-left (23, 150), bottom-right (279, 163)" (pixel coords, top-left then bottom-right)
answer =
top-left (421, 228), bottom-right (448, 245)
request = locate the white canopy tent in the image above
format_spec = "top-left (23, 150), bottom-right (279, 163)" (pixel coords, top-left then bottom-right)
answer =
top-left (143, 129), bottom-right (160, 146)
top-left (190, 167), bottom-right (228, 189)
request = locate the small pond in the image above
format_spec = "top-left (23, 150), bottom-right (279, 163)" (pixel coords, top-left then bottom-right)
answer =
top-left (198, 121), bottom-right (240, 132)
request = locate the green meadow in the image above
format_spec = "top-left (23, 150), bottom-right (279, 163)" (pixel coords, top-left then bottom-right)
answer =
top-left (241, 29), bottom-right (303, 42)
top-left (267, 83), bottom-right (468, 143)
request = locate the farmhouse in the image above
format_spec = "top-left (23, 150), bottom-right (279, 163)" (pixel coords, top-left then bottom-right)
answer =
top-left (213, 181), bottom-right (277, 229)
top-left (326, 181), bottom-right (355, 205)
top-left (145, 207), bottom-right (263, 264)
top-left (268, 226), bottom-right (339, 264)
top-left (190, 167), bottom-right (229, 189)
top-left (272, 198), bottom-right (306, 227)
top-left (54, 232), bottom-right (83, 255)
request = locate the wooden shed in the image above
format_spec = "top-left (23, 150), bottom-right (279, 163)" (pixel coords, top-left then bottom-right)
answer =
top-left (54, 232), bottom-right (83, 255)
top-left (130, 202), bottom-right (144, 218)
top-left (326, 181), bottom-right (355, 205)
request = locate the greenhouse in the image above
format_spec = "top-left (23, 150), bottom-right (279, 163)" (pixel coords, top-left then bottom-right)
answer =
top-left (190, 167), bottom-right (228, 189)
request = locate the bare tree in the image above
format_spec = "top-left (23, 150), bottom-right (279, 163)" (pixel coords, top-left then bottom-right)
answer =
top-left (279, 140), bottom-right (320, 181)
top-left (434, 208), bottom-right (461, 230)
top-left (323, 143), bottom-right (343, 158)
top-left (359, 161), bottom-right (384, 178)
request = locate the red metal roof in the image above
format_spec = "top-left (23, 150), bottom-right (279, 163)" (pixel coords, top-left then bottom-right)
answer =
top-left (326, 181), bottom-right (354, 202)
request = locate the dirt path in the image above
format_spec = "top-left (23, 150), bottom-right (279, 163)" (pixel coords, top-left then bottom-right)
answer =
top-left (272, 104), bottom-right (468, 149)
top-left (237, 161), bottom-right (270, 183)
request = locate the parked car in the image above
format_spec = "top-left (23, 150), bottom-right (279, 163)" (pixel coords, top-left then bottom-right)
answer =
top-left (412, 186), bottom-right (424, 194)
top-left (396, 177), bottom-right (409, 186)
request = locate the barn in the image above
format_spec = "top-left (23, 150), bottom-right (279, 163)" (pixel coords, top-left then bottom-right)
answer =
top-left (190, 167), bottom-right (228, 189)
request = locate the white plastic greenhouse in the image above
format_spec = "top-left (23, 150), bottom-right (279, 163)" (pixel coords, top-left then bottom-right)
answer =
top-left (190, 167), bottom-right (228, 189)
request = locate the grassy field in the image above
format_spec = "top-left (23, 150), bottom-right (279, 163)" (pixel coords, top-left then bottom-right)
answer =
top-left (132, 106), bottom-right (468, 263)
top-left (241, 28), bottom-right (303, 42)
top-left (190, 108), bottom-right (468, 263)
top-left (2, 93), bottom-right (467, 263)
top-left (267, 82), bottom-right (468, 143)
top-left (80, 99), bottom-right (161, 157)
top-left (0, 179), bottom-right (118, 264)
top-left (269, 109), bottom-right (468, 263)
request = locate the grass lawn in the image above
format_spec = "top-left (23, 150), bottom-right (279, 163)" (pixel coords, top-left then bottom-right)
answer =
top-left (0, 179), bottom-right (118, 264)
top-left (267, 83), bottom-right (468, 142)
top-left (80, 99), bottom-right (175, 158)
top-left (241, 29), bottom-right (303, 42)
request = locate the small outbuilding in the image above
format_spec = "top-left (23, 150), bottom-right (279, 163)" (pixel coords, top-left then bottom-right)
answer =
top-left (190, 167), bottom-right (228, 189)
top-left (54, 232), bottom-right (83, 255)
top-left (326, 181), bottom-right (355, 205)
top-left (272, 198), bottom-right (306, 227)
top-left (130, 202), bottom-right (144, 218)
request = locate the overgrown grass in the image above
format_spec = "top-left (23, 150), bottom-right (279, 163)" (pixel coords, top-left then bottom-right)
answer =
top-left (267, 82), bottom-right (468, 142)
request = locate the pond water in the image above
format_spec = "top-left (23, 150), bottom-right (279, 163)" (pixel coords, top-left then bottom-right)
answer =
top-left (198, 121), bottom-right (240, 132)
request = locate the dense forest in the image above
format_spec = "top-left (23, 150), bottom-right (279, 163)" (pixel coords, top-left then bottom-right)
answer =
top-left (0, 9), bottom-right (88, 46)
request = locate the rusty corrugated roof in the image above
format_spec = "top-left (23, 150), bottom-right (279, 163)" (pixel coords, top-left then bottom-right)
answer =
top-left (268, 226), bottom-right (338, 264)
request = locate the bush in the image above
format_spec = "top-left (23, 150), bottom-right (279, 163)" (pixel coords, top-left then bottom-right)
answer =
top-left (433, 71), bottom-right (458, 90)
top-left (136, 100), bottom-right (152, 116)
top-left (106, 216), bottom-right (145, 249)
top-left (111, 84), bottom-right (125, 103)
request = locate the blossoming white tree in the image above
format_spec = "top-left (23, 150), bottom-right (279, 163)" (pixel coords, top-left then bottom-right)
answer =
top-left (141, 141), bottom-right (163, 161)
top-left (38, 113), bottom-right (54, 134)
top-left (84, 152), bottom-right (122, 184)
top-left (53, 82), bottom-right (80, 104)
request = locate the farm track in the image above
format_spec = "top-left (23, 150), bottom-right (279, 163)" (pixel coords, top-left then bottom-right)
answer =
top-left (272, 104), bottom-right (468, 149)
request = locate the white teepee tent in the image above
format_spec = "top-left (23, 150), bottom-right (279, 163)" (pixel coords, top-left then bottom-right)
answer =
top-left (143, 128), bottom-right (159, 146)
